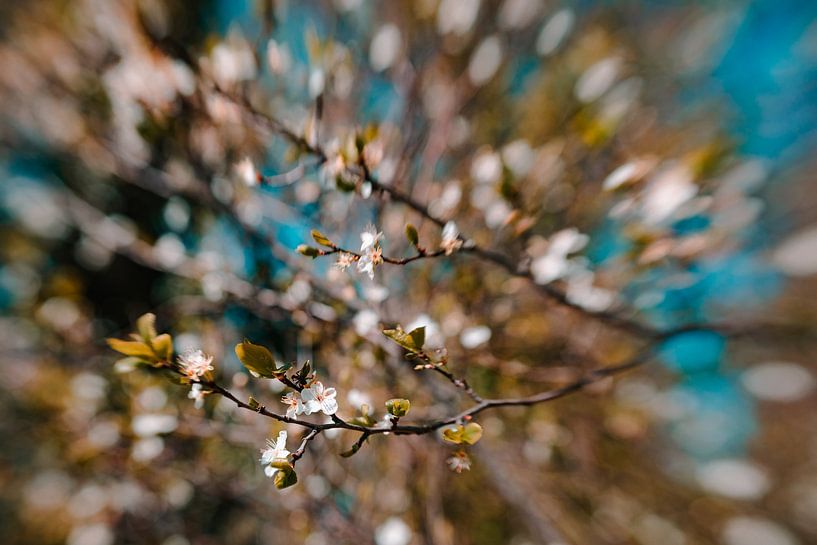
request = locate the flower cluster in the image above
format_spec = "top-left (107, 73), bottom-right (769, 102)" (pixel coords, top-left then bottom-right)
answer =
top-left (280, 381), bottom-right (338, 417)
top-left (177, 349), bottom-right (214, 379)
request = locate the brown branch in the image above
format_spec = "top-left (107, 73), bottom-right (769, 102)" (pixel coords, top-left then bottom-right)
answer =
top-left (188, 348), bottom-right (653, 439)
top-left (291, 428), bottom-right (322, 463)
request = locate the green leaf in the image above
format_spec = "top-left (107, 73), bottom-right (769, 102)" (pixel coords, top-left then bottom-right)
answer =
top-left (297, 244), bottom-right (320, 258)
top-left (235, 340), bottom-right (278, 378)
top-left (273, 464), bottom-right (298, 489)
top-left (405, 224), bottom-right (419, 246)
top-left (385, 398), bottom-right (411, 417)
top-left (408, 327), bottom-right (425, 350)
top-left (107, 338), bottom-right (156, 359)
top-left (151, 333), bottom-right (173, 361)
top-left (248, 396), bottom-right (261, 410)
top-left (136, 313), bottom-right (157, 342)
top-left (461, 422), bottom-right (483, 445)
top-left (311, 229), bottom-right (334, 247)
top-left (383, 327), bottom-right (420, 353)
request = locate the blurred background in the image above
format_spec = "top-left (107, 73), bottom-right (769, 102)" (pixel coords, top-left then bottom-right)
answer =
top-left (1, 1), bottom-right (817, 544)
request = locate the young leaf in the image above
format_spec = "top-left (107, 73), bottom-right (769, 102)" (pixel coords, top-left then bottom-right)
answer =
top-left (382, 327), bottom-right (420, 353)
top-left (107, 339), bottom-right (156, 359)
top-left (311, 229), bottom-right (334, 247)
top-left (461, 422), bottom-right (483, 445)
top-left (442, 425), bottom-right (463, 444)
top-left (405, 224), bottom-right (419, 247)
top-left (151, 333), bottom-right (173, 361)
top-left (136, 313), bottom-right (157, 342)
top-left (408, 327), bottom-right (425, 350)
top-left (273, 464), bottom-right (298, 489)
top-left (235, 340), bottom-right (278, 378)
top-left (248, 396), bottom-right (261, 410)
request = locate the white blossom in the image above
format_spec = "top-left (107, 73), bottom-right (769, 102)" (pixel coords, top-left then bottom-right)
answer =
top-left (260, 431), bottom-right (290, 478)
top-left (446, 451), bottom-right (472, 473)
top-left (301, 381), bottom-right (339, 415)
top-left (281, 391), bottom-right (305, 419)
top-left (440, 221), bottom-right (463, 255)
top-left (177, 349), bottom-right (214, 379)
top-left (334, 252), bottom-right (356, 271)
top-left (357, 246), bottom-right (383, 280)
top-left (360, 223), bottom-right (383, 251)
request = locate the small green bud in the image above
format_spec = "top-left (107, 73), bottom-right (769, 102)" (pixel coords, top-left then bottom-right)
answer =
top-left (297, 244), bottom-right (320, 258)
top-left (385, 398), bottom-right (411, 417)
top-left (405, 224), bottom-right (419, 247)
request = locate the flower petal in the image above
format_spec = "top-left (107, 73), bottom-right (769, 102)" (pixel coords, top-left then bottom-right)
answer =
top-left (300, 388), bottom-right (315, 402)
top-left (321, 397), bottom-right (339, 415)
top-left (264, 465), bottom-right (276, 477)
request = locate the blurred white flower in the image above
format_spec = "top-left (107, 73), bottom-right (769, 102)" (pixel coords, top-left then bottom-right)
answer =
top-left (266, 39), bottom-right (291, 75)
top-left (722, 516), bottom-right (798, 545)
top-left (354, 309), bottom-right (380, 337)
top-left (498, 0), bottom-right (542, 29)
top-left (696, 458), bottom-right (770, 500)
top-left (375, 517), bottom-right (412, 545)
top-left (468, 35), bottom-right (503, 85)
top-left (531, 228), bottom-right (589, 284)
top-left (575, 57), bottom-right (622, 103)
top-left (566, 270), bottom-right (616, 312)
top-left (406, 314), bottom-right (444, 349)
top-left (741, 362), bottom-right (815, 402)
top-left (437, 0), bottom-right (481, 36)
top-left (360, 223), bottom-right (384, 251)
top-left (235, 157), bottom-right (258, 186)
top-left (640, 164), bottom-right (697, 225)
top-left (370, 24), bottom-right (402, 72)
top-left (772, 224), bottom-right (817, 277)
top-left (536, 9), bottom-right (575, 56)
top-left (471, 149), bottom-right (502, 184)
top-left (187, 383), bottom-right (206, 409)
top-left (460, 325), bottom-right (491, 348)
